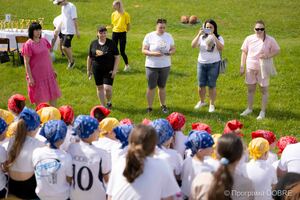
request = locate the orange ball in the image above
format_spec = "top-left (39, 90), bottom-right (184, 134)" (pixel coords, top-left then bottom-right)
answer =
top-left (180, 15), bottom-right (189, 24)
top-left (189, 15), bottom-right (198, 24)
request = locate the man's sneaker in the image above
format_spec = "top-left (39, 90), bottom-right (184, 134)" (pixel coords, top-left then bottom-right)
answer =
top-left (256, 111), bottom-right (265, 120)
top-left (194, 101), bottom-right (207, 110)
top-left (67, 61), bottom-right (75, 69)
top-left (106, 102), bottom-right (112, 109)
top-left (208, 104), bottom-right (215, 113)
top-left (146, 107), bottom-right (153, 113)
top-left (124, 65), bottom-right (131, 72)
top-left (161, 105), bottom-right (169, 114)
top-left (240, 108), bottom-right (253, 116)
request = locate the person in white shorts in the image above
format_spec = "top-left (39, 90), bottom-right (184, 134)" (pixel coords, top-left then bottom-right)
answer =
top-left (68, 115), bottom-right (111, 200)
top-left (33, 120), bottom-right (72, 200)
top-left (107, 124), bottom-right (180, 200)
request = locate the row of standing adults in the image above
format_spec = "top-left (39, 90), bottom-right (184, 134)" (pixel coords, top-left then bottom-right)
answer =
top-left (21, 0), bottom-right (280, 120)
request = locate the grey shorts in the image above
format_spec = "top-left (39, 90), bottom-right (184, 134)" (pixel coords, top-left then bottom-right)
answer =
top-left (146, 67), bottom-right (170, 89)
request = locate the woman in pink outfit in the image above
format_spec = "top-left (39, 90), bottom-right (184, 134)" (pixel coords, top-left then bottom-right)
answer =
top-left (22, 22), bottom-right (61, 106)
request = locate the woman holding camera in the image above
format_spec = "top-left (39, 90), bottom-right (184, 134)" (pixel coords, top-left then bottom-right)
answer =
top-left (191, 19), bottom-right (224, 113)
top-left (240, 20), bottom-right (280, 120)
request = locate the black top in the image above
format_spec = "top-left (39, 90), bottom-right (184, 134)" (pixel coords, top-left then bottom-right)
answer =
top-left (89, 38), bottom-right (119, 73)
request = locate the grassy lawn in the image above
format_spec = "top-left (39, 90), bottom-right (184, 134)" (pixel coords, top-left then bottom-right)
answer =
top-left (0, 0), bottom-right (299, 141)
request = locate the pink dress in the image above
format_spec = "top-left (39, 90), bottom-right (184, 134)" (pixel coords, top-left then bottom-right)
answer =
top-left (22, 38), bottom-right (61, 103)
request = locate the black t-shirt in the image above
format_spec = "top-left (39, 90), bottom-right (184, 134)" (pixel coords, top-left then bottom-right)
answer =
top-left (89, 38), bottom-right (119, 72)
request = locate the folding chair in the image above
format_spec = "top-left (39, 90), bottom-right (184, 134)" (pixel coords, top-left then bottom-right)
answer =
top-left (0, 38), bottom-right (16, 65)
top-left (15, 36), bottom-right (29, 65)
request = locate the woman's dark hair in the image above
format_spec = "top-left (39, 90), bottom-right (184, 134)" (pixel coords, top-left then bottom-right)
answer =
top-left (255, 20), bottom-right (266, 42)
top-left (28, 22), bottom-right (42, 39)
top-left (207, 134), bottom-right (244, 200)
top-left (123, 124), bottom-right (157, 183)
top-left (156, 18), bottom-right (167, 24)
top-left (273, 173), bottom-right (300, 200)
top-left (204, 19), bottom-right (220, 38)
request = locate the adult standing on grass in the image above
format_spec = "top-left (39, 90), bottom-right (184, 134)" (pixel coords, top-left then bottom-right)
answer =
top-left (111, 0), bottom-right (131, 72)
top-left (192, 19), bottom-right (224, 113)
top-left (53, 0), bottom-right (80, 69)
top-left (142, 18), bottom-right (176, 114)
top-left (240, 20), bottom-right (280, 120)
top-left (22, 22), bottom-right (61, 107)
top-left (87, 26), bottom-right (120, 108)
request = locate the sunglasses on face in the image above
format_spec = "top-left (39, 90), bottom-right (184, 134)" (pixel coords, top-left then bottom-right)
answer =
top-left (255, 28), bottom-right (265, 31)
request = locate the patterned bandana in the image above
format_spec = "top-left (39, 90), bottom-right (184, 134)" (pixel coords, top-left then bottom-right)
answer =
top-left (73, 115), bottom-right (99, 139)
top-left (35, 102), bottom-right (50, 112)
top-left (191, 122), bottom-right (212, 134)
top-left (19, 107), bottom-right (40, 131)
top-left (7, 94), bottom-right (26, 114)
top-left (90, 105), bottom-right (110, 122)
top-left (248, 138), bottom-right (269, 160)
top-left (37, 107), bottom-right (61, 125)
top-left (142, 118), bottom-right (152, 125)
top-left (0, 117), bottom-right (7, 135)
top-left (185, 130), bottom-right (214, 156)
top-left (99, 117), bottom-right (120, 136)
top-left (120, 118), bottom-right (133, 125)
top-left (151, 119), bottom-right (174, 147)
top-left (166, 112), bottom-right (186, 131)
top-left (223, 119), bottom-right (243, 136)
top-left (251, 130), bottom-right (276, 145)
top-left (0, 109), bottom-right (15, 125)
top-left (40, 120), bottom-right (67, 149)
top-left (113, 125), bottom-right (133, 148)
top-left (59, 105), bottom-right (74, 125)
top-left (277, 136), bottom-right (298, 154)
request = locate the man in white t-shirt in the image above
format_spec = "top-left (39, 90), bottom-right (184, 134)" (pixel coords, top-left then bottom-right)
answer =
top-left (277, 143), bottom-right (300, 178)
top-left (53, 0), bottom-right (80, 69)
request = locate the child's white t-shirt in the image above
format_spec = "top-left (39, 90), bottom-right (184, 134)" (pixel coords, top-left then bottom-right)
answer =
top-left (60, 125), bottom-right (76, 152)
top-left (68, 141), bottom-right (111, 200)
top-left (173, 131), bottom-right (187, 158)
top-left (246, 159), bottom-right (277, 200)
top-left (278, 143), bottom-right (300, 174)
top-left (93, 137), bottom-right (121, 154)
top-left (111, 146), bottom-right (128, 169)
top-left (107, 156), bottom-right (180, 200)
top-left (0, 146), bottom-right (7, 190)
top-left (267, 151), bottom-right (278, 165)
top-left (32, 146), bottom-right (72, 200)
top-left (181, 156), bottom-right (215, 197)
top-left (161, 147), bottom-right (183, 176)
top-left (61, 2), bottom-right (77, 35)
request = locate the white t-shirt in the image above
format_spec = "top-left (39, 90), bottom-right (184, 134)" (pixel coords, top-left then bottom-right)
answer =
top-left (61, 2), bottom-right (77, 34)
top-left (32, 147), bottom-right (72, 200)
top-left (143, 31), bottom-right (174, 68)
top-left (111, 146), bottom-right (128, 169)
top-left (161, 147), bottom-right (183, 176)
top-left (278, 143), bottom-right (300, 173)
top-left (181, 156), bottom-right (215, 197)
top-left (53, 15), bottom-right (62, 29)
top-left (68, 141), bottom-right (111, 200)
top-left (93, 137), bottom-right (121, 154)
top-left (8, 136), bottom-right (45, 172)
top-left (107, 156), bottom-right (180, 200)
top-left (0, 146), bottom-right (7, 190)
top-left (235, 151), bottom-right (249, 177)
top-left (197, 35), bottom-right (224, 64)
top-left (267, 151), bottom-right (278, 165)
top-left (246, 159), bottom-right (277, 200)
top-left (60, 125), bottom-right (77, 152)
top-left (173, 131), bottom-right (187, 158)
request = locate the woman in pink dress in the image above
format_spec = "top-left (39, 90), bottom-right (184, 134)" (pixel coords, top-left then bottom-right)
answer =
top-left (22, 22), bottom-right (61, 106)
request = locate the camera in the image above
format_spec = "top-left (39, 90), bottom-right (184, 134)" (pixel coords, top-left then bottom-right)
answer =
top-left (203, 28), bottom-right (211, 34)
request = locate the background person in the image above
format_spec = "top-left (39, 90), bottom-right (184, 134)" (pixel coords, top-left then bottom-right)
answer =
top-left (142, 18), bottom-right (176, 114)
top-left (87, 26), bottom-right (120, 108)
top-left (191, 19), bottom-right (224, 113)
top-left (111, 0), bottom-right (131, 72)
top-left (240, 20), bottom-right (280, 120)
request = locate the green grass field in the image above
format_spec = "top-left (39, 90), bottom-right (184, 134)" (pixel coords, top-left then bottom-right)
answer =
top-left (0, 0), bottom-right (299, 141)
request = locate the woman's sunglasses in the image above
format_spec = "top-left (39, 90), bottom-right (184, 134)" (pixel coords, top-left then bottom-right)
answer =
top-left (255, 28), bottom-right (265, 31)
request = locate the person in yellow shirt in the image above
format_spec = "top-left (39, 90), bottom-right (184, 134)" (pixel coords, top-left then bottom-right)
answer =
top-left (111, 0), bottom-right (131, 71)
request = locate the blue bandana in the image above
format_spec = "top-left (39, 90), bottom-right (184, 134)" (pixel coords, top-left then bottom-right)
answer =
top-left (73, 115), bottom-right (99, 139)
top-left (113, 125), bottom-right (133, 149)
top-left (40, 120), bottom-right (67, 149)
top-left (0, 117), bottom-right (7, 135)
top-left (151, 119), bottom-right (174, 147)
top-left (19, 107), bottom-right (40, 131)
top-left (185, 130), bottom-right (214, 156)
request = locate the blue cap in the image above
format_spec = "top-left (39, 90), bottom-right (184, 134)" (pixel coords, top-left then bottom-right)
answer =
top-left (73, 115), bottom-right (99, 139)
top-left (185, 130), bottom-right (214, 156)
top-left (113, 125), bottom-right (133, 148)
top-left (0, 117), bottom-right (7, 135)
top-left (19, 107), bottom-right (40, 131)
top-left (40, 120), bottom-right (67, 149)
top-left (151, 119), bottom-right (174, 147)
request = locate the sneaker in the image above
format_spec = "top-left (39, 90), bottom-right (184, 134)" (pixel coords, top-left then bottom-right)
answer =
top-left (146, 107), bottom-right (153, 113)
top-left (256, 111), bottom-right (265, 120)
top-left (208, 104), bottom-right (215, 113)
top-left (61, 53), bottom-right (65, 57)
top-left (124, 65), bottom-right (131, 72)
top-left (161, 105), bottom-right (169, 114)
top-left (106, 102), bottom-right (112, 109)
top-left (67, 61), bottom-right (75, 69)
top-left (240, 108), bottom-right (253, 116)
top-left (194, 101), bottom-right (207, 110)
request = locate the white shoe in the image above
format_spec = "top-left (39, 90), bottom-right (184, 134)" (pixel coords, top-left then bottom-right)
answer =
top-left (124, 65), bottom-right (130, 72)
top-left (194, 101), bottom-right (207, 110)
top-left (240, 108), bottom-right (253, 116)
top-left (256, 111), bottom-right (265, 120)
top-left (208, 104), bottom-right (215, 113)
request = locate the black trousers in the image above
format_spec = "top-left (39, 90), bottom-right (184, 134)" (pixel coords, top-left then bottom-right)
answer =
top-left (112, 32), bottom-right (128, 65)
